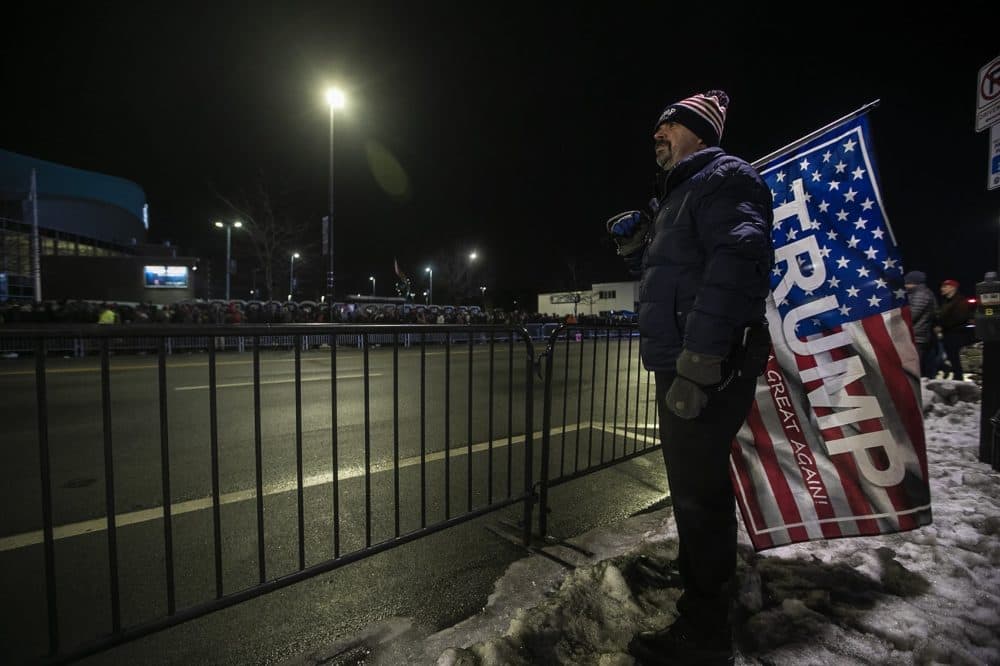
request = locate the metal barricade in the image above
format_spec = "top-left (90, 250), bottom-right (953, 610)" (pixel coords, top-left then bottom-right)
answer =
top-left (0, 323), bottom-right (537, 664)
top-left (535, 323), bottom-right (656, 538)
top-left (0, 320), bottom-right (658, 664)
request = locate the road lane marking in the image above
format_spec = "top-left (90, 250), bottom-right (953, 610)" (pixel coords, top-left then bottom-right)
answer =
top-left (0, 421), bottom-right (659, 552)
top-left (0, 346), bottom-right (520, 377)
top-left (173, 373), bottom-right (380, 391)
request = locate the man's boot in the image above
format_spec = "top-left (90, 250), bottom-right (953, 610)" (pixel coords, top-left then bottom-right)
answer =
top-left (628, 615), bottom-right (734, 666)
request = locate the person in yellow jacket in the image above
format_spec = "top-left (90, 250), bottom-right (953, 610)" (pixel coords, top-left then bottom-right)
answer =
top-left (97, 303), bottom-right (118, 324)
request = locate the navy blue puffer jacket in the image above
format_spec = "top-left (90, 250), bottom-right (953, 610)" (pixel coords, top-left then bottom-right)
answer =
top-left (628, 147), bottom-right (773, 372)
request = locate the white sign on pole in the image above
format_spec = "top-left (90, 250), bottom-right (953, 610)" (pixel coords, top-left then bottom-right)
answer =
top-left (989, 123), bottom-right (1000, 191)
top-left (976, 54), bottom-right (1000, 132)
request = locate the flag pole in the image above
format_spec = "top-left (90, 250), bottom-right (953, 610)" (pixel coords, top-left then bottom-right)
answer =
top-left (752, 99), bottom-right (881, 170)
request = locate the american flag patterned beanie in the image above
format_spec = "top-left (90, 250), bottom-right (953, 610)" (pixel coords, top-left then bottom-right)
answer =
top-left (655, 90), bottom-right (729, 146)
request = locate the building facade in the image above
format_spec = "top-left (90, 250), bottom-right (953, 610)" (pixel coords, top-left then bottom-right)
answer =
top-left (0, 149), bottom-right (192, 303)
top-left (537, 280), bottom-right (638, 318)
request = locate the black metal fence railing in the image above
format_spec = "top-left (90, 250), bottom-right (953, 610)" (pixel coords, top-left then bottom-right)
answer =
top-left (0, 321), bottom-right (655, 664)
top-left (0, 323), bottom-right (567, 357)
top-left (535, 324), bottom-right (658, 538)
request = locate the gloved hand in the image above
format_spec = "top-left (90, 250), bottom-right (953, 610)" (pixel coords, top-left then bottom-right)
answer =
top-left (606, 210), bottom-right (650, 256)
top-left (607, 210), bottom-right (643, 237)
top-left (665, 349), bottom-right (725, 419)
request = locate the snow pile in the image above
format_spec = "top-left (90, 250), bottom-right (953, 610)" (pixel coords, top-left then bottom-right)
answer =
top-left (420, 379), bottom-right (1000, 665)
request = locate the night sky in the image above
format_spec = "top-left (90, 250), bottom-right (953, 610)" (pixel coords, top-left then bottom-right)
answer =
top-left (2, 3), bottom-right (997, 306)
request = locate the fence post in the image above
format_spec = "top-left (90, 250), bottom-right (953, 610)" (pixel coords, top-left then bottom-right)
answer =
top-left (521, 329), bottom-right (536, 548)
top-left (537, 324), bottom-right (563, 540)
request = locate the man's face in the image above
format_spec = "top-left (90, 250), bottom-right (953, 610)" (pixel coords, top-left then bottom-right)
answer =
top-left (941, 284), bottom-right (957, 298)
top-left (654, 121), bottom-right (704, 169)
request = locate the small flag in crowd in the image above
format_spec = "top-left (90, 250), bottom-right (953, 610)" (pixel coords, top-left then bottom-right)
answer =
top-left (394, 257), bottom-right (412, 298)
top-left (731, 112), bottom-right (932, 551)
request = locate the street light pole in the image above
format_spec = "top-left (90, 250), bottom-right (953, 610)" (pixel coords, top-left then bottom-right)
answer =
top-left (224, 224), bottom-right (231, 301)
top-left (425, 267), bottom-right (433, 305)
top-left (369, 275), bottom-right (376, 296)
top-left (325, 87), bottom-right (346, 305)
top-left (289, 252), bottom-right (300, 300)
top-left (214, 220), bottom-right (242, 301)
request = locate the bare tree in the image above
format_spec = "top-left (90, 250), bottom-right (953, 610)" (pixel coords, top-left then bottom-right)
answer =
top-left (558, 255), bottom-right (597, 316)
top-left (431, 240), bottom-right (494, 304)
top-left (216, 174), bottom-right (310, 301)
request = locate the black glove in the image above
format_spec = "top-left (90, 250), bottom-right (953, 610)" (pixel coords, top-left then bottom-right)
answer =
top-left (665, 349), bottom-right (724, 419)
top-left (606, 210), bottom-right (650, 256)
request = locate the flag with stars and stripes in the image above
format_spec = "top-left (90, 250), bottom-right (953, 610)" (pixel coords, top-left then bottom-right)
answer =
top-left (730, 112), bottom-right (932, 551)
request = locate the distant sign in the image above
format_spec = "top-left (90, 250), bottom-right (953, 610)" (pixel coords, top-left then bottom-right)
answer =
top-left (990, 124), bottom-right (1000, 191)
top-left (976, 54), bottom-right (1000, 132)
top-left (144, 265), bottom-right (189, 288)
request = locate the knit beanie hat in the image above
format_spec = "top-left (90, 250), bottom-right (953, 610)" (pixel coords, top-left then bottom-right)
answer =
top-left (654, 90), bottom-right (729, 146)
top-left (941, 279), bottom-right (959, 289)
top-left (903, 270), bottom-right (926, 285)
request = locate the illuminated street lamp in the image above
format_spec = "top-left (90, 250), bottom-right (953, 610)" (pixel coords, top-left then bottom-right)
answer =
top-left (214, 219), bottom-right (242, 301)
top-left (369, 275), bottom-right (376, 296)
top-left (425, 266), bottom-right (433, 305)
top-left (289, 252), bottom-right (300, 300)
top-left (324, 86), bottom-right (346, 303)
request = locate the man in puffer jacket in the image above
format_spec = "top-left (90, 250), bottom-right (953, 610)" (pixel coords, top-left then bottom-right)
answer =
top-left (608, 90), bottom-right (773, 666)
top-left (903, 270), bottom-right (937, 378)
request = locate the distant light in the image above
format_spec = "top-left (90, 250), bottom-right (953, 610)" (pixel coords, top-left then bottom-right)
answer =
top-left (425, 266), bottom-right (431, 272)
top-left (191, 266), bottom-right (198, 271)
top-left (292, 252), bottom-right (300, 259)
top-left (369, 276), bottom-right (375, 281)
top-left (326, 87), bottom-right (346, 109)
top-left (233, 221), bottom-right (243, 228)
top-left (469, 252), bottom-right (478, 261)
top-left (214, 221), bottom-right (224, 228)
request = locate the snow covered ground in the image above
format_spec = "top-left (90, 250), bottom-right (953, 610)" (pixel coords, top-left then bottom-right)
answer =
top-left (295, 379), bottom-right (1000, 666)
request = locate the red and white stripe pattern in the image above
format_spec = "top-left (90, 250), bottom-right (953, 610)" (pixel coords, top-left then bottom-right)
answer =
top-left (676, 94), bottom-right (727, 142)
top-left (730, 298), bottom-right (932, 551)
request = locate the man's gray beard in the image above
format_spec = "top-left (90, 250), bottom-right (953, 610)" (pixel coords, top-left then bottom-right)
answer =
top-left (655, 144), bottom-right (672, 169)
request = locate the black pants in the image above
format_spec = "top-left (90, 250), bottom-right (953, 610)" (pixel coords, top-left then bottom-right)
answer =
top-left (655, 371), bottom-right (758, 635)
top-left (916, 340), bottom-right (936, 379)
top-left (941, 331), bottom-right (964, 380)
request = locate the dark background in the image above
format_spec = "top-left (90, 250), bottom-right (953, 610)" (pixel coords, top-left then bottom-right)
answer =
top-left (2, 3), bottom-right (997, 306)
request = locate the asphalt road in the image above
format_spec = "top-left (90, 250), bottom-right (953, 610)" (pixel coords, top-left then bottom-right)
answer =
top-left (0, 336), bottom-right (666, 665)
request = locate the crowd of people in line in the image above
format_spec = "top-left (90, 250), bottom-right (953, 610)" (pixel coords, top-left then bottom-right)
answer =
top-left (903, 271), bottom-right (976, 381)
top-left (0, 299), bottom-right (630, 327)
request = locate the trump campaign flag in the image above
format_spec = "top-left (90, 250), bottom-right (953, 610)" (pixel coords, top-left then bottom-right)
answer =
top-left (731, 106), bottom-right (932, 550)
